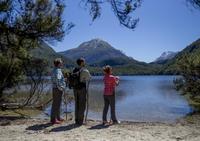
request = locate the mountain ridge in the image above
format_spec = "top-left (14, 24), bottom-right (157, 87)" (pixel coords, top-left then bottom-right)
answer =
top-left (30, 38), bottom-right (200, 75)
top-left (152, 51), bottom-right (178, 64)
top-left (30, 41), bottom-right (75, 67)
top-left (59, 38), bottom-right (139, 65)
top-left (158, 38), bottom-right (200, 74)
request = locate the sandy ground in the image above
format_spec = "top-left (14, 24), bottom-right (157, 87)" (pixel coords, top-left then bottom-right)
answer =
top-left (0, 114), bottom-right (200, 141)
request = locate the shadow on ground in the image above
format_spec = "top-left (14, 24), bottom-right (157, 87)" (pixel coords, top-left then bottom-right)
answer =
top-left (88, 124), bottom-right (110, 130)
top-left (50, 124), bottom-right (81, 132)
top-left (0, 116), bottom-right (25, 121)
top-left (0, 116), bottom-right (25, 126)
top-left (26, 122), bottom-right (53, 131)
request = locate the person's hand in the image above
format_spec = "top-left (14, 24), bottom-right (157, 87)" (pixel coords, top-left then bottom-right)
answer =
top-left (116, 76), bottom-right (119, 80)
top-left (116, 76), bottom-right (119, 86)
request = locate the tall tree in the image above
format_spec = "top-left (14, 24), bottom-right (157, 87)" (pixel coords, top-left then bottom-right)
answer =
top-left (0, 0), bottom-right (74, 100)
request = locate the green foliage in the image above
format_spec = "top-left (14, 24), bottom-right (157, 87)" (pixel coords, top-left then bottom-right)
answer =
top-left (88, 64), bottom-right (160, 76)
top-left (0, 53), bottom-right (24, 97)
top-left (92, 57), bottom-right (138, 67)
top-left (175, 54), bottom-right (200, 99)
top-left (30, 41), bottom-right (75, 68)
top-left (159, 39), bottom-right (200, 74)
top-left (23, 57), bottom-right (49, 77)
top-left (22, 57), bottom-right (50, 106)
top-left (0, 0), bottom-right (69, 100)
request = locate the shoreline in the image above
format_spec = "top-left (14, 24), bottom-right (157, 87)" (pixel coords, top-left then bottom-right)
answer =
top-left (0, 110), bottom-right (199, 125)
top-left (1, 111), bottom-right (200, 141)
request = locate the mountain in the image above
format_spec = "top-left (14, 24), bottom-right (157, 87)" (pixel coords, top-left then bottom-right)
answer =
top-left (30, 41), bottom-right (75, 67)
top-left (29, 38), bottom-right (200, 75)
top-left (59, 38), bottom-right (137, 65)
top-left (59, 38), bottom-right (160, 75)
top-left (91, 57), bottom-right (138, 67)
top-left (153, 51), bottom-right (177, 64)
top-left (160, 38), bottom-right (200, 74)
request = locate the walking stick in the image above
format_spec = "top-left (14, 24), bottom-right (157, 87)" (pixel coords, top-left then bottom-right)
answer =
top-left (63, 89), bottom-right (68, 121)
top-left (84, 80), bottom-right (90, 123)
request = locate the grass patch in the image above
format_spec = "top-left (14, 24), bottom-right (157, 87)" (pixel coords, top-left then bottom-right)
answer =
top-left (0, 109), bottom-right (42, 118)
top-left (2, 91), bottom-right (53, 107)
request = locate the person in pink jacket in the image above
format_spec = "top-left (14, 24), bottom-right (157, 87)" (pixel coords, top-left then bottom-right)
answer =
top-left (102, 65), bottom-right (120, 125)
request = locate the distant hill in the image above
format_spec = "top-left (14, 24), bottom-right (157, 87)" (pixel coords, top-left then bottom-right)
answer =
top-left (29, 38), bottom-right (200, 75)
top-left (91, 57), bottom-right (138, 67)
top-left (30, 41), bottom-right (75, 67)
top-left (159, 39), bottom-right (200, 74)
top-left (152, 51), bottom-right (177, 64)
top-left (59, 39), bottom-right (138, 65)
top-left (59, 39), bottom-right (159, 75)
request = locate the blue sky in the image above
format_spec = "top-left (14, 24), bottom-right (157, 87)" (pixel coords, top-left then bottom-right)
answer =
top-left (52, 0), bottom-right (200, 63)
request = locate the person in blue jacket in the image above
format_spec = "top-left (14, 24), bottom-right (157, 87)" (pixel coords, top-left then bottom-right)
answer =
top-left (51, 58), bottom-right (66, 124)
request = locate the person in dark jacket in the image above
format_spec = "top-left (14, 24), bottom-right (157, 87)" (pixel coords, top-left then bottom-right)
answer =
top-left (73, 58), bottom-right (91, 125)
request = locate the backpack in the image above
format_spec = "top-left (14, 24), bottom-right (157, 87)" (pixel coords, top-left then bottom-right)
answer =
top-left (68, 68), bottom-right (84, 89)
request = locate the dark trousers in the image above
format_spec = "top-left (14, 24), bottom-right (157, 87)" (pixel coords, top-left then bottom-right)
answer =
top-left (73, 87), bottom-right (86, 124)
top-left (51, 88), bottom-right (63, 122)
top-left (102, 94), bottom-right (117, 122)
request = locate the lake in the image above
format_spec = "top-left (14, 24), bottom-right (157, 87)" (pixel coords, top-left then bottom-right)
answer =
top-left (44, 75), bottom-right (192, 123)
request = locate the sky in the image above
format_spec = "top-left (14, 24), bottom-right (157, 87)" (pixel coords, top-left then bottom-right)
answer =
top-left (51, 0), bottom-right (200, 63)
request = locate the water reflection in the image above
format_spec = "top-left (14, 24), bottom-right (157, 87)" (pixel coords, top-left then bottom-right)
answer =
top-left (88, 76), bottom-right (192, 122)
top-left (43, 76), bottom-right (192, 123)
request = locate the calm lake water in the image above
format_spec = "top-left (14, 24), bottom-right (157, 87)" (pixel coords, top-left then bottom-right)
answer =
top-left (44, 75), bottom-right (192, 123)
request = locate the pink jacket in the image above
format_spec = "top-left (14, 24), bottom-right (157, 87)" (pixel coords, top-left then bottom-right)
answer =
top-left (103, 74), bottom-right (118, 95)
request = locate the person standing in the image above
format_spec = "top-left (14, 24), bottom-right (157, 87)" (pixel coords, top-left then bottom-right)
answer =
top-left (51, 58), bottom-right (66, 124)
top-left (102, 65), bottom-right (120, 125)
top-left (73, 58), bottom-right (91, 125)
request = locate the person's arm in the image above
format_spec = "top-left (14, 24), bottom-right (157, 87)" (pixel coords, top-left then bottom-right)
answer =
top-left (113, 76), bottom-right (119, 86)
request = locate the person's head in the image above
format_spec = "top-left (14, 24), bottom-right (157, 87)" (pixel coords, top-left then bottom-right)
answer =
top-left (103, 65), bottom-right (112, 74)
top-left (54, 58), bottom-right (63, 68)
top-left (76, 58), bottom-right (85, 67)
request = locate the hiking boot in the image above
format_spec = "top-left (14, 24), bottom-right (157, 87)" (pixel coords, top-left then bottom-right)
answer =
top-left (102, 121), bottom-right (109, 126)
top-left (112, 120), bottom-right (121, 124)
top-left (51, 120), bottom-right (62, 124)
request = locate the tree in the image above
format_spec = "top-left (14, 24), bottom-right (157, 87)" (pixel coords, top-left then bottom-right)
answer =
top-left (84, 0), bottom-right (200, 28)
top-left (83, 0), bottom-right (142, 29)
top-left (0, 0), bottom-right (74, 100)
top-left (174, 54), bottom-right (200, 100)
top-left (22, 57), bottom-right (49, 107)
top-left (187, 0), bottom-right (200, 8)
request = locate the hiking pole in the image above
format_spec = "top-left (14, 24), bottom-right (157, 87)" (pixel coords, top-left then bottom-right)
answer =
top-left (63, 89), bottom-right (68, 121)
top-left (84, 80), bottom-right (90, 123)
